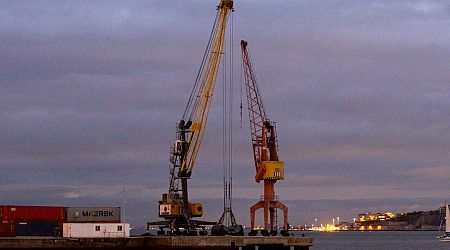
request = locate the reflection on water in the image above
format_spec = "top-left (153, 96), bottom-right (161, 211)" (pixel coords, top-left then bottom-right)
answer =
top-left (297, 231), bottom-right (444, 250)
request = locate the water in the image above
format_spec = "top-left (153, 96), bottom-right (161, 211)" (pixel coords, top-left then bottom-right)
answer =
top-left (299, 231), bottom-right (446, 250)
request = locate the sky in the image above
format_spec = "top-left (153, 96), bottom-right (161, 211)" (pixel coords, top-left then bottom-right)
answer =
top-left (1, 0), bottom-right (450, 229)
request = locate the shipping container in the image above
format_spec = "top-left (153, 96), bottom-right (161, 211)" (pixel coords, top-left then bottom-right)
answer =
top-left (0, 223), bottom-right (15, 237)
top-left (65, 207), bottom-right (121, 223)
top-left (0, 206), bottom-right (64, 222)
top-left (15, 221), bottom-right (60, 236)
top-left (63, 223), bottom-right (130, 238)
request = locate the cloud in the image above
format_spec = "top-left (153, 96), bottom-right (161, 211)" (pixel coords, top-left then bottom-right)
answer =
top-left (284, 174), bottom-right (350, 187)
top-left (403, 166), bottom-right (450, 181)
top-left (0, 0), bottom-right (449, 226)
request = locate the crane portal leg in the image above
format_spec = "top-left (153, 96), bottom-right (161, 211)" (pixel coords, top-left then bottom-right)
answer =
top-left (263, 180), bottom-right (275, 230)
top-left (250, 201), bottom-right (264, 229)
top-left (264, 201), bottom-right (270, 230)
top-left (273, 201), bottom-right (289, 230)
top-left (269, 207), bottom-right (275, 231)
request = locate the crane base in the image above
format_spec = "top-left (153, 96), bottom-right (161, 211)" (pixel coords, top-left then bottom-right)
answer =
top-left (147, 219), bottom-right (216, 234)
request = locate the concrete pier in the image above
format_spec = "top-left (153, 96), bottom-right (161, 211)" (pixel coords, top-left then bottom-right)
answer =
top-left (0, 236), bottom-right (313, 249)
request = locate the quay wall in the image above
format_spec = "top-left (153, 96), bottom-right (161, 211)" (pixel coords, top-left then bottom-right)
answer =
top-left (0, 236), bottom-right (312, 250)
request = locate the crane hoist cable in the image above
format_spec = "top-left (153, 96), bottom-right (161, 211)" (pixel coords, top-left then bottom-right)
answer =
top-left (183, 12), bottom-right (219, 122)
top-left (221, 11), bottom-right (232, 221)
top-left (215, 11), bottom-right (241, 234)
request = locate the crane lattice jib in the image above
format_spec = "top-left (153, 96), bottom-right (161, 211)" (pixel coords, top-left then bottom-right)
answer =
top-left (179, 0), bottom-right (233, 176)
top-left (240, 40), bottom-right (267, 171)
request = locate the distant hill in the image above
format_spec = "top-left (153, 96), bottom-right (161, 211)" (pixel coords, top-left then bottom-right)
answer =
top-left (393, 210), bottom-right (440, 230)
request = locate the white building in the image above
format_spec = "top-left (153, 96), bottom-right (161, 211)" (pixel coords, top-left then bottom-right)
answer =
top-left (63, 223), bottom-right (130, 238)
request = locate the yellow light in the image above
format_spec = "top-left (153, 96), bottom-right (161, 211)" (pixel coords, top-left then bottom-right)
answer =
top-left (368, 225), bottom-right (373, 230)
top-left (359, 226), bottom-right (365, 231)
top-left (385, 212), bottom-right (394, 218)
top-left (377, 225), bottom-right (382, 230)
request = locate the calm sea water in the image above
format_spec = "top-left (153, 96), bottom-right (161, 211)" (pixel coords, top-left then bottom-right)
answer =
top-left (297, 231), bottom-right (446, 250)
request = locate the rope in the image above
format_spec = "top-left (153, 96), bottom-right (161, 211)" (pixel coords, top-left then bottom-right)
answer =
top-left (222, 30), bottom-right (228, 216)
top-left (221, 10), bottom-right (234, 226)
top-left (229, 11), bottom-right (234, 213)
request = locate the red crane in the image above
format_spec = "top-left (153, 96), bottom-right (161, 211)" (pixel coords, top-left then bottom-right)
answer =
top-left (241, 40), bottom-right (289, 236)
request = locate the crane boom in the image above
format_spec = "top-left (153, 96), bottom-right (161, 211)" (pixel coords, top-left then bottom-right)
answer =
top-left (180, 0), bottom-right (233, 177)
top-left (241, 40), bottom-right (267, 175)
top-left (241, 40), bottom-right (281, 183)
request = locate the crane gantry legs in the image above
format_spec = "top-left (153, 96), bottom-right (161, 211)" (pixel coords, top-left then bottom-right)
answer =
top-left (249, 181), bottom-right (288, 236)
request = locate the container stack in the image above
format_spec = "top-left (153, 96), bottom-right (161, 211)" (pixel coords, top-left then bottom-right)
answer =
top-left (64, 207), bottom-right (130, 238)
top-left (65, 207), bottom-right (121, 223)
top-left (0, 206), bottom-right (65, 237)
top-left (0, 205), bottom-right (129, 238)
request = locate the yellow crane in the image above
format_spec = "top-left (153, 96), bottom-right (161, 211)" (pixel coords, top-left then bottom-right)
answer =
top-left (147, 0), bottom-right (234, 236)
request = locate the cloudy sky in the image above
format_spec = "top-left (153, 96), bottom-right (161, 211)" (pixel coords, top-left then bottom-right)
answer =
top-left (1, 0), bottom-right (450, 228)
